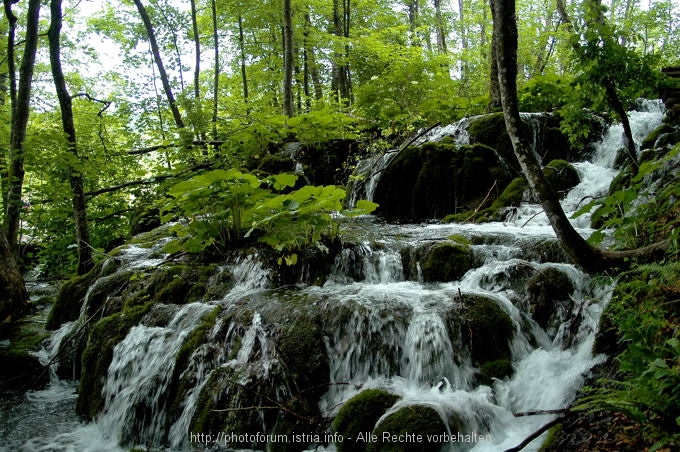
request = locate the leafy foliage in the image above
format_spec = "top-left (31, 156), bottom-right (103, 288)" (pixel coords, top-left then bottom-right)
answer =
top-left (575, 263), bottom-right (680, 449)
top-left (160, 169), bottom-right (377, 263)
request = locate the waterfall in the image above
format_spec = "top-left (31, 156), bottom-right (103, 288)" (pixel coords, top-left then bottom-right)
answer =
top-left (4, 103), bottom-right (666, 452)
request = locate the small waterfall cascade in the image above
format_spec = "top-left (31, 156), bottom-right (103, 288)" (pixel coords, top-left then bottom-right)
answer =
top-left (347, 117), bottom-right (471, 207)
top-left (3, 103), bottom-right (666, 452)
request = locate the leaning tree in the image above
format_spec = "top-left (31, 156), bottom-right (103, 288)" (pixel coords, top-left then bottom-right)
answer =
top-left (491, 0), bottom-right (669, 273)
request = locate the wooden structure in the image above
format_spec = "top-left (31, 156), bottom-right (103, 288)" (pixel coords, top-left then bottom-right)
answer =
top-left (660, 67), bottom-right (680, 121)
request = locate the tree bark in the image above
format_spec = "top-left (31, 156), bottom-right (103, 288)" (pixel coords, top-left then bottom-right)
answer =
top-left (282, 0), bottom-right (294, 117)
top-left (0, 229), bottom-right (30, 324)
top-left (189, 0), bottom-right (206, 141)
top-left (3, 0), bottom-right (40, 251)
top-left (211, 0), bottom-right (219, 139)
top-left (238, 14), bottom-right (249, 105)
top-left (488, 0), bottom-right (502, 111)
top-left (132, 0), bottom-right (185, 130)
top-left (492, 0), bottom-right (668, 273)
top-left (0, 2), bottom-right (16, 212)
top-left (48, 0), bottom-right (93, 275)
top-left (433, 0), bottom-right (447, 53)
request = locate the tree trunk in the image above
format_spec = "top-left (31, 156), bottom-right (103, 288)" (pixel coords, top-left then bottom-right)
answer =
top-left (132, 0), bottom-right (185, 130)
top-left (488, 0), bottom-right (501, 111)
top-left (0, 3), bottom-right (15, 212)
top-left (238, 14), bottom-right (249, 105)
top-left (211, 0), bottom-right (219, 139)
top-left (189, 0), bottom-right (206, 141)
top-left (492, 0), bottom-right (668, 273)
top-left (433, 0), bottom-right (447, 53)
top-left (48, 0), bottom-right (93, 275)
top-left (3, 0), bottom-right (40, 251)
top-left (282, 0), bottom-right (294, 117)
top-left (0, 229), bottom-right (29, 324)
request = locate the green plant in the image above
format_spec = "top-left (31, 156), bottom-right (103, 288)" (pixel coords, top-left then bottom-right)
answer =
top-left (160, 168), bottom-right (377, 263)
top-left (574, 263), bottom-right (680, 450)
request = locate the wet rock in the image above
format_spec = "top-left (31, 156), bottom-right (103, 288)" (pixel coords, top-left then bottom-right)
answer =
top-left (332, 389), bottom-right (401, 452)
top-left (420, 242), bottom-right (476, 282)
top-left (76, 303), bottom-right (152, 419)
top-left (373, 141), bottom-right (512, 221)
top-left (368, 405), bottom-right (448, 452)
top-left (130, 207), bottom-right (161, 236)
top-left (525, 267), bottom-right (575, 336)
top-left (459, 294), bottom-right (514, 365)
top-left (543, 159), bottom-right (580, 197)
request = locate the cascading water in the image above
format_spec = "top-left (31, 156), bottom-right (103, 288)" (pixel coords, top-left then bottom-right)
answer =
top-left (1, 101), bottom-right (665, 452)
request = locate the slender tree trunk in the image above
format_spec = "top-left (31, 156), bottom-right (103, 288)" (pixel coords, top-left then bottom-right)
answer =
top-left (0, 3), bottom-right (15, 212)
top-left (304, 12), bottom-right (323, 102)
top-left (238, 14), bottom-right (249, 105)
top-left (132, 0), bottom-right (185, 129)
top-left (282, 0), bottom-right (294, 117)
top-left (488, 0), bottom-right (501, 111)
top-left (492, 0), bottom-right (668, 273)
top-left (331, 0), bottom-right (351, 104)
top-left (3, 0), bottom-right (40, 251)
top-left (433, 0), bottom-right (447, 53)
top-left (189, 0), bottom-right (206, 141)
top-left (211, 0), bottom-right (219, 139)
top-left (48, 0), bottom-right (93, 275)
top-left (0, 229), bottom-right (29, 324)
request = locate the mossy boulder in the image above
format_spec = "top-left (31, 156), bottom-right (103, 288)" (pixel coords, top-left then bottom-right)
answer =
top-left (0, 316), bottom-right (50, 390)
top-left (525, 267), bottom-right (574, 333)
top-left (459, 294), bottom-right (514, 365)
top-left (477, 359), bottom-right (514, 386)
top-left (467, 113), bottom-right (519, 174)
top-left (256, 153), bottom-right (296, 175)
top-left (332, 389), bottom-right (401, 452)
top-left (420, 242), bottom-right (476, 282)
top-left (76, 302), bottom-right (152, 419)
top-left (45, 259), bottom-right (113, 329)
top-left (130, 207), bottom-right (161, 236)
top-left (373, 142), bottom-right (511, 221)
top-left (542, 159), bottom-right (580, 197)
top-left (368, 405), bottom-right (448, 452)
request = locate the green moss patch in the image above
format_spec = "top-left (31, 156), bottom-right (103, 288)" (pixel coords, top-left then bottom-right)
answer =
top-left (460, 294), bottom-right (514, 365)
top-left (368, 405), bottom-right (447, 452)
top-left (332, 389), bottom-right (401, 452)
top-left (420, 242), bottom-right (476, 282)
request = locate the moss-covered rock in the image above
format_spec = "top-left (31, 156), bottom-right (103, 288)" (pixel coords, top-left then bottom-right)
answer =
top-left (543, 159), bottom-right (580, 197)
top-left (0, 316), bottom-right (50, 390)
top-left (459, 294), bottom-right (514, 365)
top-left (129, 207), bottom-right (161, 236)
top-left (420, 242), bottom-right (476, 282)
top-left (45, 259), bottom-right (112, 330)
top-left (332, 389), bottom-right (401, 452)
top-left (525, 267), bottom-right (574, 333)
top-left (256, 154), bottom-right (297, 175)
top-left (477, 359), bottom-right (514, 386)
top-left (374, 141), bottom-right (512, 221)
top-left (368, 405), bottom-right (448, 452)
top-left (76, 302), bottom-right (152, 419)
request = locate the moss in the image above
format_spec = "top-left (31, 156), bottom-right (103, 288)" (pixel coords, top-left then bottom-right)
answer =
top-left (477, 359), bottom-right (514, 386)
top-left (76, 302), bottom-right (152, 419)
top-left (0, 318), bottom-right (50, 390)
top-left (640, 124), bottom-right (675, 150)
top-left (368, 405), bottom-right (447, 452)
top-left (332, 389), bottom-right (401, 452)
top-left (420, 242), bottom-right (475, 282)
top-left (256, 154), bottom-right (296, 175)
top-left (525, 268), bottom-right (574, 330)
top-left (129, 207), bottom-right (161, 236)
top-left (45, 261), bottom-right (105, 329)
top-left (165, 306), bottom-right (221, 427)
top-left (543, 159), bottom-right (580, 197)
top-left (467, 112), bottom-right (520, 173)
top-left (460, 294), bottom-right (514, 365)
top-left (538, 423), bottom-right (563, 451)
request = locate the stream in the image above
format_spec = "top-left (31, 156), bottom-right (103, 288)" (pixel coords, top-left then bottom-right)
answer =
top-left (0, 101), bottom-right (665, 452)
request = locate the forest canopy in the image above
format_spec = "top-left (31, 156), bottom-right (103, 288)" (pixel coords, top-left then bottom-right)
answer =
top-left (0, 0), bottom-right (678, 282)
